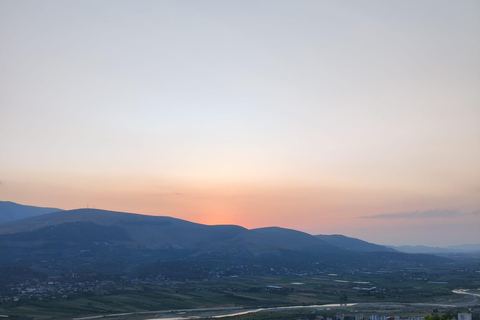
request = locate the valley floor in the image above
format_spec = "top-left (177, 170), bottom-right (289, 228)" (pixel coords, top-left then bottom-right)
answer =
top-left (1, 272), bottom-right (478, 320)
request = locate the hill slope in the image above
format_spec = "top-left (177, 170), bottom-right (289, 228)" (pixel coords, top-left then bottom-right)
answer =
top-left (316, 234), bottom-right (397, 252)
top-left (0, 201), bottom-right (63, 224)
top-left (0, 208), bottom-right (248, 249)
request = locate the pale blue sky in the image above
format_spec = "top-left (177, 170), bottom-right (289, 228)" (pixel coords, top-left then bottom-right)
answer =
top-left (1, 0), bottom-right (479, 246)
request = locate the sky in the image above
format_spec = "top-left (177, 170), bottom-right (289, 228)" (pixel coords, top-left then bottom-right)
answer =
top-left (1, 0), bottom-right (479, 246)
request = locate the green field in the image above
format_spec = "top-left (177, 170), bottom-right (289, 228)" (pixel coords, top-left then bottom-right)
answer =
top-left (1, 268), bottom-right (479, 320)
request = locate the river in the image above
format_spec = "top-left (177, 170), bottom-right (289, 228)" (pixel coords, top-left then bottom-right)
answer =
top-left (73, 289), bottom-right (479, 320)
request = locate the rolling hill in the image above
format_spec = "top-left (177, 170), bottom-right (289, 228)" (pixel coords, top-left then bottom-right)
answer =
top-left (0, 206), bottom-right (448, 277)
top-left (0, 201), bottom-right (63, 224)
top-left (0, 208), bottom-right (342, 253)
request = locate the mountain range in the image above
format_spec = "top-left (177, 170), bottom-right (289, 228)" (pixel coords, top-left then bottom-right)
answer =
top-left (392, 244), bottom-right (480, 254)
top-left (0, 202), bottom-right (452, 278)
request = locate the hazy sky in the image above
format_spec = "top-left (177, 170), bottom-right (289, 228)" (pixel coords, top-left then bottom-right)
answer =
top-left (1, 0), bottom-right (479, 246)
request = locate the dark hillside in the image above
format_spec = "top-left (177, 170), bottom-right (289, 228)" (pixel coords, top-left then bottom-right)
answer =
top-left (316, 234), bottom-right (397, 252)
top-left (0, 207), bottom-right (450, 277)
top-left (253, 227), bottom-right (345, 252)
top-left (0, 201), bottom-right (63, 224)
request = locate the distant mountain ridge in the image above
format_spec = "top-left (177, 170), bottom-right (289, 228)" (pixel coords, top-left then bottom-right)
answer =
top-left (316, 234), bottom-right (397, 252)
top-left (1, 202), bottom-right (476, 255)
top-left (0, 201), bottom-right (63, 224)
top-left (393, 244), bottom-right (480, 254)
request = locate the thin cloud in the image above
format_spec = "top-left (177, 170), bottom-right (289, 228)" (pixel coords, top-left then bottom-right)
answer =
top-left (360, 209), bottom-right (480, 219)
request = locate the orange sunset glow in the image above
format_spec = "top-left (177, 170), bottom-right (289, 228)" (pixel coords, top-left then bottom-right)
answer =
top-left (1, 0), bottom-right (479, 247)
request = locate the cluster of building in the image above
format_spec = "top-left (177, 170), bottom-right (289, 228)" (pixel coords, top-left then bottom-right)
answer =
top-left (305, 316), bottom-right (417, 320)
top-left (309, 313), bottom-right (473, 320)
top-left (337, 314), bottom-right (424, 320)
top-left (0, 279), bottom-right (115, 302)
